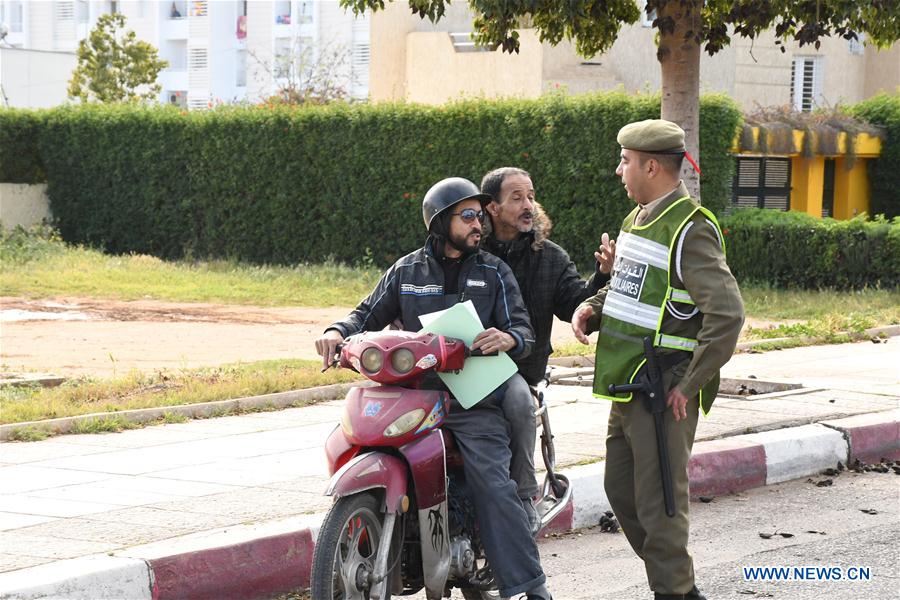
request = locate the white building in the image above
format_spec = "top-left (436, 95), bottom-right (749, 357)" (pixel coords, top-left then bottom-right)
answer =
top-left (0, 0), bottom-right (371, 109)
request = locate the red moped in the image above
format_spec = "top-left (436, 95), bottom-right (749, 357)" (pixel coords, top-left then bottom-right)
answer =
top-left (310, 330), bottom-right (570, 600)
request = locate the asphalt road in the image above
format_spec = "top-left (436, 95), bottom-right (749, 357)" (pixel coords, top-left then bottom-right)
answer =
top-left (395, 469), bottom-right (899, 600)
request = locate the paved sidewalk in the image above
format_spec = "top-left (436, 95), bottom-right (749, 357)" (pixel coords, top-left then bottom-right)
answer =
top-left (0, 338), bottom-right (898, 599)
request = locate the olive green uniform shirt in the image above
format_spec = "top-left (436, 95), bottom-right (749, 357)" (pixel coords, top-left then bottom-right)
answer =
top-left (581, 182), bottom-right (744, 399)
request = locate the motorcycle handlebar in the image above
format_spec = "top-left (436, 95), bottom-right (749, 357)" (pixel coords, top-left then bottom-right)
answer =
top-left (320, 342), bottom-right (344, 373)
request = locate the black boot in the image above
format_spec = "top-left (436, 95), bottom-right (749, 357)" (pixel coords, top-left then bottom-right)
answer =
top-left (686, 585), bottom-right (707, 599)
top-left (655, 585), bottom-right (707, 600)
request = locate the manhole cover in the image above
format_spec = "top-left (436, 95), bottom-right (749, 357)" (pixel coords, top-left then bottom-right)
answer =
top-left (717, 378), bottom-right (803, 399)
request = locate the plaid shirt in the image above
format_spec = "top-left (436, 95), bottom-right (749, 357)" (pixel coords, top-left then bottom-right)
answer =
top-left (483, 229), bottom-right (606, 385)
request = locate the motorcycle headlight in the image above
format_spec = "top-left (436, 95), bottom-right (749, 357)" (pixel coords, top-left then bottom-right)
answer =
top-left (391, 348), bottom-right (416, 374)
top-left (360, 347), bottom-right (384, 373)
top-left (383, 408), bottom-right (425, 438)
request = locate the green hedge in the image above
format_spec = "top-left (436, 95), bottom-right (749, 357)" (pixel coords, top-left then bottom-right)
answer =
top-left (851, 93), bottom-right (900, 219)
top-left (721, 209), bottom-right (900, 289)
top-left (2, 94), bottom-right (740, 269)
top-left (0, 109), bottom-right (45, 183)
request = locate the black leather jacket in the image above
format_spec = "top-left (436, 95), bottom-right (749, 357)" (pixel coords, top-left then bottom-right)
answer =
top-left (483, 230), bottom-right (607, 384)
top-left (328, 237), bottom-right (534, 359)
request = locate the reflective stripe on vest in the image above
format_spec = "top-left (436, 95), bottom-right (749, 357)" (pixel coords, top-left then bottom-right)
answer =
top-left (593, 196), bottom-right (718, 403)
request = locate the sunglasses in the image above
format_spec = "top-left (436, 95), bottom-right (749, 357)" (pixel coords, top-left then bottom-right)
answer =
top-left (451, 208), bottom-right (485, 224)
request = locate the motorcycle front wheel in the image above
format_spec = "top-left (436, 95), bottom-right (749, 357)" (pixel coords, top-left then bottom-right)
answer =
top-left (310, 492), bottom-right (391, 600)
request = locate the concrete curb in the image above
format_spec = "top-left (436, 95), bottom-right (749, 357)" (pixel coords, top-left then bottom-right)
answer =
top-left (822, 409), bottom-right (900, 464)
top-left (733, 324), bottom-right (900, 352)
top-left (2, 411), bottom-right (897, 600)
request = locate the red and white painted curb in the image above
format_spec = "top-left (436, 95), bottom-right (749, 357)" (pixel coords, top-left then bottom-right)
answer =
top-left (2, 410), bottom-right (897, 600)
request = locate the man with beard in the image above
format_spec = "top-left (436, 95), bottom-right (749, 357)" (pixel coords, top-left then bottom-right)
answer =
top-left (316, 177), bottom-right (554, 600)
top-left (480, 167), bottom-right (614, 532)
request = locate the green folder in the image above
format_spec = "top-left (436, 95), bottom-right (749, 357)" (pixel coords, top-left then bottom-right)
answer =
top-left (419, 301), bottom-right (518, 409)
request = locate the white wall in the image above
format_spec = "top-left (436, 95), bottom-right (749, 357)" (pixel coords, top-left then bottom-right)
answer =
top-left (0, 47), bottom-right (76, 107)
top-left (0, 184), bottom-right (52, 230)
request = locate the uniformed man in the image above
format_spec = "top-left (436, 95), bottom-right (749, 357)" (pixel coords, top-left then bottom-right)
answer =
top-left (571, 119), bottom-right (744, 600)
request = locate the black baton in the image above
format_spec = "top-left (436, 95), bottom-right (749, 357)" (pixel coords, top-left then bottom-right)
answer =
top-left (608, 337), bottom-right (676, 518)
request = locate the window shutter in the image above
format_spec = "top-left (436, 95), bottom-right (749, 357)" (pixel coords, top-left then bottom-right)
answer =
top-left (351, 15), bottom-right (370, 99)
top-left (732, 157), bottom-right (791, 211)
top-left (54, 0), bottom-right (77, 50)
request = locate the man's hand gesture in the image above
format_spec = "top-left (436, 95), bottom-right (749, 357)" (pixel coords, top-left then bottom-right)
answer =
top-left (595, 232), bottom-right (616, 275)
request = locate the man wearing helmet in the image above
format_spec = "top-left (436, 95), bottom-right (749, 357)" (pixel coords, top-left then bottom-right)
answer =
top-left (316, 177), bottom-right (553, 600)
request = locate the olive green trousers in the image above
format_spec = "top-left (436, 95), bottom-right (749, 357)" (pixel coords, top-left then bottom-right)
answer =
top-left (604, 394), bottom-right (700, 595)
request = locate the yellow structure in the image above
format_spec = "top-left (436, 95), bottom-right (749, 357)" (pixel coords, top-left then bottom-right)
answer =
top-left (734, 128), bottom-right (882, 219)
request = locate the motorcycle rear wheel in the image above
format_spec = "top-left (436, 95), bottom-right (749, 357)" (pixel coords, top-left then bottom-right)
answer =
top-left (310, 493), bottom-right (392, 600)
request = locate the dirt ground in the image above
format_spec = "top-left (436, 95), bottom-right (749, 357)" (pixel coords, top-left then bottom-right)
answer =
top-left (0, 297), bottom-right (357, 378)
top-left (0, 296), bottom-right (594, 378)
top-left (1, 296), bottom-right (771, 379)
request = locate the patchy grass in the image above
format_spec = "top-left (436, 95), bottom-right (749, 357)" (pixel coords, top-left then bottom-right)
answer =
top-left (551, 284), bottom-right (899, 358)
top-left (0, 226), bottom-right (380, 307)
top-left (739, 285), bottom-right (900, 324)
top-left (0, 358), bottom-right (362, 425)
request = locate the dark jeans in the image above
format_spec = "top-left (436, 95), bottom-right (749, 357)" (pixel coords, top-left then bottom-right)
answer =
top-left (501, 373), bottom-right (539, 500)
top-left (444, 382), bottom-right (546, 598)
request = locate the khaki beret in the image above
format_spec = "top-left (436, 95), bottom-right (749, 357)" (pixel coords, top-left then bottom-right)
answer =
top-left (617, 119), bottom-right (686, 154)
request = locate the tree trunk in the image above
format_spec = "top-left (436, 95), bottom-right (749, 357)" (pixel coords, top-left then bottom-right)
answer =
top-left (657, 0), bottom-right (702, 201)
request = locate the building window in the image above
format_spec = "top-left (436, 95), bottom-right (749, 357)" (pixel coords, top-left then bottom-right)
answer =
top-left (7, 1), bottom-right (23, 33)
top-left (298, 1), bottom-right (313, 24)
top-left (169, 1), bottom-right (186, 19)
top-left (732, 156), bottom-right (791, 211)
top-left (274, 38), bottom-right (291, 78)
top-left (847, 33), bottom-right (865, 56)
top-left (76, 0), bottom-right (89, 23)
top-left (791, 56), bottom-right (823, 112)
top-left (275, 0), bottom-right (291, 24)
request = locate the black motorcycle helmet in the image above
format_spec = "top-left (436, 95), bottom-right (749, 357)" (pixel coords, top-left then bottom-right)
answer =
top-left (422, 177), bottom-right (492, 233)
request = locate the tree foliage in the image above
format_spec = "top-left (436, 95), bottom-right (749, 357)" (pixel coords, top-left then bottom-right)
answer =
top-left (68, 13), bottom-right (168, 104)
top-left (343, 0), bottom-right (900, 58)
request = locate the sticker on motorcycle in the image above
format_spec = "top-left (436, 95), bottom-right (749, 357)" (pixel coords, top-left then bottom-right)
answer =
top-left (414, 399), bottom-right (445, 434)
top-left (415, 354), bottom-right (438, 370)
top-left (428, 508), bottom-right (445, 551)
top-left (363, 401), bottom-right (383, 417)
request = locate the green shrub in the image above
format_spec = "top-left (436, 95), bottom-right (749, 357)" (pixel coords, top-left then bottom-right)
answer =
top-left (6, 95), bottom-right (740, 270)
top-left (721, 209), bottom-right (899, 289)
top-left (0, 109), bottom-right (45, 183)
top-left (851, 93), bottom-right (900, 219)
top-left (0, 224), bottom-right (66, 265)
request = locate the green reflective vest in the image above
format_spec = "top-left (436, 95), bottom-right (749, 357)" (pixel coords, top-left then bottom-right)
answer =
top-left (592, 196), bottom-right (724, 415)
